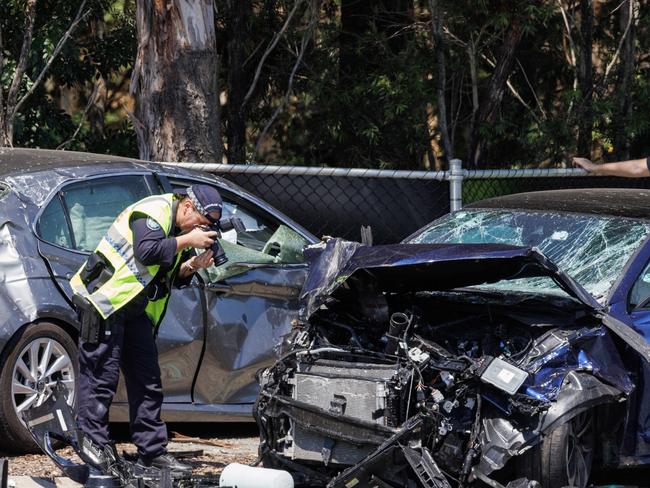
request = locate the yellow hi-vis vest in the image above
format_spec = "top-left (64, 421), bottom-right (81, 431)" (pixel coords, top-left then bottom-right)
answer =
top-left (70, 193), bottom-right (184, 328)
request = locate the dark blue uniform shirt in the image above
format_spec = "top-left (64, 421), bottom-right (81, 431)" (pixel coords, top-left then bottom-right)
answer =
top-left (130, 214), bottom-right (194, 295)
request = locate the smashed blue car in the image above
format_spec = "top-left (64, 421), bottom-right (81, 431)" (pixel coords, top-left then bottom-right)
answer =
top-left (255, 189), bottom-right (650, 488)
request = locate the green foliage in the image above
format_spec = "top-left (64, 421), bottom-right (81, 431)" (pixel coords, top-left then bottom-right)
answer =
top-left (2, 0), bottom-right (649, 168)
top-left (1, 0), bottom-right (136, 155)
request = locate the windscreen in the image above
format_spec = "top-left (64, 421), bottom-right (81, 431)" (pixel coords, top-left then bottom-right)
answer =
top-left (409, 209), bottom-right (650, 300)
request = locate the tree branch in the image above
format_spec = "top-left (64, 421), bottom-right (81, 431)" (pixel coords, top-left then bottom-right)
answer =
top-left (516, 58), bottom-right (547, 119)
top-left (5, 0), bottom-right (38, 132)
top-left (467, 39), bottom-right (479, 130)
top-left (481, 54), bottom-right (540, 125)
top-left (56, 73), bottom-right (101, 150)
top-left (556, 0), bottom-right (578, 114)
top-left (242, 0), bottom-right (304, 109)
top-left (253, 0), bottom-right (317, 160)
top-left (14, 0), bottom-right (89, 115)
top-left (604, 0), bottom-right (635, 81)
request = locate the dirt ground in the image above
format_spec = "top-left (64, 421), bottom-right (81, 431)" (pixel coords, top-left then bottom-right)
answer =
top-left (0, 423), bottom-right (259, 480)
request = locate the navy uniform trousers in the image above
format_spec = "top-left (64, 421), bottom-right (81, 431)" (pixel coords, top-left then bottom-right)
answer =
top-left (76, 299), bottom-right (167, 459)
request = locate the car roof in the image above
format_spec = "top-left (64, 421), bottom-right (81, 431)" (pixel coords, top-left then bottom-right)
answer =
top-left (0, 147), bottom-right (145, 173)
top-left (0, 147), bottom-right (220, 203)
top-left (470, 188), bottom-right (650, 220)
top-left (0, 148), bottom-right (318, 242)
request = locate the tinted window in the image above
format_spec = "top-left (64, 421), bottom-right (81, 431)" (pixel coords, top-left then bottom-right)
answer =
top-left (221, 200), bottom-right (275, 252)
top-left (630, 261), bottom-right (650, 308)
top-left (37, 196), bottom-right (73, 248)
top-left (38, 176), bottom-right (151, 252)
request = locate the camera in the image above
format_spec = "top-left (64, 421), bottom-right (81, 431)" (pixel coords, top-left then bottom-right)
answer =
top-left (200, 217), bottom-right (245, 267)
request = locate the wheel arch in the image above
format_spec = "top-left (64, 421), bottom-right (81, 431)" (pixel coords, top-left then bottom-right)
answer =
top-left (479, 372), bottom-right (625, 477)
top-left (0, 316), bottom-right (78, 364)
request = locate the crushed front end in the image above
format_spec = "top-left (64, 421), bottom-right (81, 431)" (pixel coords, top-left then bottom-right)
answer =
top-left (255, 239), bottom-right (635, 487)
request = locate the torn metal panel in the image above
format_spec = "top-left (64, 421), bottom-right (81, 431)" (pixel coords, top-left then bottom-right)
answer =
top-left (23, 384), bottom-right (220, 487)
top-left (479, 373), bottom-right (624, 475)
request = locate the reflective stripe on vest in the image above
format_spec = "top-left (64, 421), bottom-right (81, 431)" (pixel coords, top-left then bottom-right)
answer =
top-left (70, 194), bottom-right (178, 324)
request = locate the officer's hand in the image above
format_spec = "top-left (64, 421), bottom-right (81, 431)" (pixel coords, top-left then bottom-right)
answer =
top-left (192, 249), bottom-right (214, 270)
top-left (572, 157), bottom-right (597, 172)
top-left (186, 226), bottom-right (217, 249)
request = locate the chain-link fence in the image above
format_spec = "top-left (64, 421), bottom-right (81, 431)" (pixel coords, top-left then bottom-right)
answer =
top-left (463, 170), bottom-right (650, 205)
top-left (176, 161), bottom-right (650, 244)
top-left (177, 164), bottom-right (450, 243)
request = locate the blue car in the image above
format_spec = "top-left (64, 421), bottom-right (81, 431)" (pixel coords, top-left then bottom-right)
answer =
top-left (256, 189), bottom-right (650, 487)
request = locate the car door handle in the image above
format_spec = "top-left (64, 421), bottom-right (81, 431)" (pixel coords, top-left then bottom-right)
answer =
top-left (230, 262), bottom-right (270, 270)
top-left (206, 283), bottom-right (232, 294)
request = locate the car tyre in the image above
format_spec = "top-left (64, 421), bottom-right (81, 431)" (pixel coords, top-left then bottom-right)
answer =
top-left (0, 322), bottom-right (77, 453)
top-left (517, 410), bottom-right (594, 488)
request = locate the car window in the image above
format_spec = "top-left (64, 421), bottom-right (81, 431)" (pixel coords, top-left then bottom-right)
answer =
top-left (37, 176), bottom-right (151, 252)
top-left (36, 195), bottom-right (73, 248)
top-left (220, 200), bottom-right (276, 251)
top-left (630, 261), bottom-right (650, 308)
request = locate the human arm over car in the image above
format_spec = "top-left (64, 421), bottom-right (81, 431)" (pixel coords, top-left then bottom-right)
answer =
top-left (572, 156), bottom-right (650, 177)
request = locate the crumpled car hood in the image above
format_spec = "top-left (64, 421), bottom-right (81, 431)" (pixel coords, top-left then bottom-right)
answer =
top-left (300, 238), bottom-right (602, 319)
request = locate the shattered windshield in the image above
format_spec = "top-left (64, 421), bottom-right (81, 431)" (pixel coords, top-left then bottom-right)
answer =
top-left (409, 209), bottom-right (650, 300)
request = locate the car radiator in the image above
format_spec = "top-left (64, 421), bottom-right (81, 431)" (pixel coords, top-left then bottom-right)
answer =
top-left (283, 358), bottom-right (400, 465)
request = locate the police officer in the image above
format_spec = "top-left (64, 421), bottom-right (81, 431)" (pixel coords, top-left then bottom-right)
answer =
top-left (70, 184), bottom-right (223, 474)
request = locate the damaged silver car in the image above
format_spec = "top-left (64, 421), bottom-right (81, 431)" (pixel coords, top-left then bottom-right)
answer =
top-left (0, 148), bottom-right (316, 453)
top-left (255, 189), bottom-right (650, 487)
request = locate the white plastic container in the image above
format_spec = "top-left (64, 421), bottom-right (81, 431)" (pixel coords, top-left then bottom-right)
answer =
top-left (219, 463), bottom-right (294, 488)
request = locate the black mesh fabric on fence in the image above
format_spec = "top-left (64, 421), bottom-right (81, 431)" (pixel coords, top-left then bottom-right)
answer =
top-left (202, 164), bottom-right (650, 245)
top-left (463, 175), bottom-right (650, 205)
top-left (214, 171), bottom-right (450, 244)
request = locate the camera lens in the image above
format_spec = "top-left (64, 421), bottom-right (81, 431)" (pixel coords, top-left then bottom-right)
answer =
top-left (211, 239), bottom-right (228, 267)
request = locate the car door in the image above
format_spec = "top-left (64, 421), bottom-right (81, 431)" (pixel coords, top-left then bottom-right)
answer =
top-left (36, 174), bottom-right (155, 299)
top-left (35, 173), bottom-right (204, 407)
top-left (163, 177), bottom-right (311, 406)
top-left (610, 251), bottom-right (650, 459)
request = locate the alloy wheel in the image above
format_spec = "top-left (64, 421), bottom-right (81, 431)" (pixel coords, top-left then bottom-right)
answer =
top-left (565, 411), bottom-right (594, 487)
top-left (11, 337), bottom-right (75, 421)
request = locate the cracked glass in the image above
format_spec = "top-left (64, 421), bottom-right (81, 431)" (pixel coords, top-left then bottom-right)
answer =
top-left (409, 209), bottom-right (650, 300)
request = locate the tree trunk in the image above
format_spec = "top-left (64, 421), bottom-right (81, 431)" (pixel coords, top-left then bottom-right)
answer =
top-left (469, 18), bottom-right (522, 166)
top-left (225, 0), bottom-right (251, 164)
top-left (613, 0), bottom-right (638, 160)
top-left (132, 0), bottom-right (221, 163)
top-left (429, 0), bottom-right (452, 163)
top-left (577, 0), bottom-right (593, 159)
top-left (1, 0), bottom-right (38, 147)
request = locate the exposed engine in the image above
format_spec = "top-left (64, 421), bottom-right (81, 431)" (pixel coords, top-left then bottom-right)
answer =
top-left (256, 288), bottom-right (628, 488)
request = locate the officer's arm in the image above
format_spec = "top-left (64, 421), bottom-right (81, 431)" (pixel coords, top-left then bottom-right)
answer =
top-left (175, 227), bottom-right (218, 251)
top-left (131, 215), bottom-right (177, 268)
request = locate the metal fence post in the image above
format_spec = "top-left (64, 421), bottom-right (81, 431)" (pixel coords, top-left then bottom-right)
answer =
top-left (448, 158), bottom-right (463, 211)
